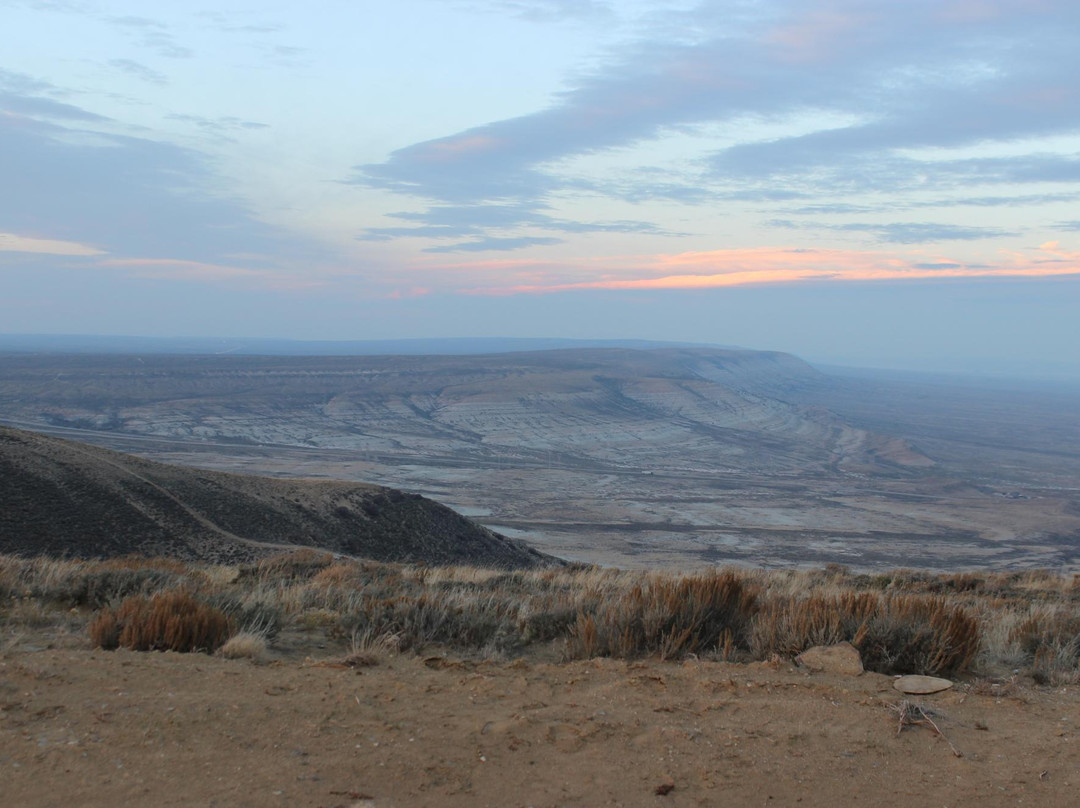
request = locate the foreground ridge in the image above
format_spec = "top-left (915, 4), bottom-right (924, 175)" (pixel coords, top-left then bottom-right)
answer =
top-left (0, 425), bottom-right (557, 568)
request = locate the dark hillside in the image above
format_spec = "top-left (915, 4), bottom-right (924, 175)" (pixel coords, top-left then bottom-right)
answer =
top-left (0, 426), bottom-right (557, 568)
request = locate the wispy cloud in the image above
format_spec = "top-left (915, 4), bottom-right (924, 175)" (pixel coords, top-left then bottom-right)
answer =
top-left (105, 15), bottom-right (193, 59)
top-left (358, 202), bottom-right (674, 248)
top-left (452, 242), bottom-right (1080, 295)
top-left (108, 58), bottom-right (168, 86)
top-left (97, 257), bottom-right (322, 290)
top-left (349, 0), bottom-right (1080, 247)
top-left (0, 69), bottom-right (109, 121)
top-left (0, 232), bottom-right (104, 256)
top-left (424, 235), bottom-right (564, 253)
top-left (193, 10), bottom-right (283, 35)
top-left (475, 0), bottom-right (616, 23)
top-left (0, 71), bottom-right (328, 278)
top-left (164, 112), bottom-right (269, 135)
top-left (767, 219), bottom-right (1021, 244)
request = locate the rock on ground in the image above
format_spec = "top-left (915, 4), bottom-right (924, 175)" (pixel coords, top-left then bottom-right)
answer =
top-left (795, 642), bottom-right (865, 675)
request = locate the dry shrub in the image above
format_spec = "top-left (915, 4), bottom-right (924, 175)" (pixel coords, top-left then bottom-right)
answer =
top-left (98, 556), bottom-right (191, 574)
top-left (861, 596), bottom-right (980, 676)
top-left (248, 549), bottom-right (335, 582)
top-left (1010, 606), bottom-right (1080, 656)
top-left (342, 626), bottom-right (402, 666)
top-left (353, 591), bottom-right (522, 652)
top-left (89, 589), bottom-right (232, 653)
top-left (567, 570), bottom-right (758, 660)
top-left (199, 564), bottom-right (241, 587)
top-left (751, 592), bottom-right (979, 676)
top-left (311, 561), bottom-right (365, 588)
top-left (518, 600), bottom-right (579, 643)
top-left (750, 592), bottom-right (879, 658)
top-left (219, 631), bottom-right (267, 661)
top-left (1007, 605), bottom-right (1080, 683)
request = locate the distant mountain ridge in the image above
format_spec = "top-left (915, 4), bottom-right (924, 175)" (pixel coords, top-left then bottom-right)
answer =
top-left (0, 426), bottom-right (558, 567)
top-left (0, 334), bottom-right (734, 356)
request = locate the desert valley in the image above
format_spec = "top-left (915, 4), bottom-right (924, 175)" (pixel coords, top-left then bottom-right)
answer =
top-left (5, 2), bottom-right (1080, 802)
top-left (2, 346), bottom-right (1077, 570)
top-left (2, 343), bottom-right (1080, 805)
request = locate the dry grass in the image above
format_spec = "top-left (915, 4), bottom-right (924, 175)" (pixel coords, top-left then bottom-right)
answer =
top-left (88, 590), bottom-right (232, 653)
top-left (3, 552), bottom-right (1079, 681)
top-left (219, 630), bottom-right (268, 661)
top-left (566, 570), bottom-right (758, 660)
top-left (750, 592), bottom-right (980, 676)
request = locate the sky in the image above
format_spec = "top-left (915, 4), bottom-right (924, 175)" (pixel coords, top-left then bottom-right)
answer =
top-left (1, 0), bottom-right (1079, 377)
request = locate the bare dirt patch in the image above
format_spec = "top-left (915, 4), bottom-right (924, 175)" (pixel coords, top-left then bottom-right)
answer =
top-left (2, 647), bottom-right (1077, 807)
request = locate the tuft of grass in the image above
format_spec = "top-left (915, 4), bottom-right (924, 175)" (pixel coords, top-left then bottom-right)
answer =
top-left (246, 549), bottom-right (336, 583)
top-left (567, 570), bottom-right (759, 660)
top-left (89, 589), bottom-right (232, 653)
top-left (219, 630), bottom-right (268, 661)
top-left (342, 626), bottom-right (402, 667)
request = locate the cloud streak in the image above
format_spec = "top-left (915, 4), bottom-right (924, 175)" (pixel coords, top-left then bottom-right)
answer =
top-left (455, 243), bottom-right (1080, 295)
top-left (96, 257), bottom-right (324, 291)
top-left (0, 232), bottom-right (104, 256)
top-left (767, 220), bottom-right (1022, 244)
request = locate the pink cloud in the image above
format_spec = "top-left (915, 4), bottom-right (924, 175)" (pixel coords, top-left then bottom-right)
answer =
top-left (453, 244), bottom-right (1080, 296)
top-left (417, 135), bottom-right (503, 163)
top-left (765, 8), bottom-right (868, 64)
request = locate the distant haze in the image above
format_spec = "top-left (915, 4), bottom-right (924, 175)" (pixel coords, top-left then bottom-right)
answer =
top-left (1, 2), bottom-right (1078, 378)
top-left (1, 324), bottom-right (1078, 384)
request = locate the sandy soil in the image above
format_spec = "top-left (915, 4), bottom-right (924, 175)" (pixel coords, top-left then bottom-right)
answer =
top-left (2, 647), bottom-right (1077, 807)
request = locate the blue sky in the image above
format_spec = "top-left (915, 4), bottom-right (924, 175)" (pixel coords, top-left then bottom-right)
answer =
top-left (1, 0), bottom-right (1078, 376)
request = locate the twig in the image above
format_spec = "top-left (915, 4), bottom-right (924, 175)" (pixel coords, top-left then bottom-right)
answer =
top-left (890, 699), bottom-right (963, 758)
top-left (914, 704), bottom-right (963, 758)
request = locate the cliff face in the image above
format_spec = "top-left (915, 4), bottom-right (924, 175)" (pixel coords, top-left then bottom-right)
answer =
top-left (0, 426), bottom-right (558, 568)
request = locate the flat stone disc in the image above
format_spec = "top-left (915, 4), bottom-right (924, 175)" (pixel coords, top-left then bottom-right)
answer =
top-left (893, 675), bottom-right (953, 694)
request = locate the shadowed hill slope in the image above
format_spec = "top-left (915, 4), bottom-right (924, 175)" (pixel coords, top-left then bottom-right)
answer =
top-left (0, 426), bottom-right (557, 567)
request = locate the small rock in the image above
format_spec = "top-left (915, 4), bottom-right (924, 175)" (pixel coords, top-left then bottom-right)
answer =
top-left (795, 642), bottom-right (864, 676)
top-left (893, 675), bottom-right (953, 694)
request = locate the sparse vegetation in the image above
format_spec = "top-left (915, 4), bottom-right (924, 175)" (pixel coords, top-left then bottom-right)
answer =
top-left (2, 551), bottom-right (1079, 681)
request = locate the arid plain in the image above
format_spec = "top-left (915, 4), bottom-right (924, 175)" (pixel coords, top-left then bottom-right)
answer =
top-left (1, 347), bottom-right (1077, 570)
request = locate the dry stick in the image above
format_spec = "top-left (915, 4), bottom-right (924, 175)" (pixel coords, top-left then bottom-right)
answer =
top-left (915, 704), bottom-right (963, 758)
top-left (892, 700), bottom-right (963, 758)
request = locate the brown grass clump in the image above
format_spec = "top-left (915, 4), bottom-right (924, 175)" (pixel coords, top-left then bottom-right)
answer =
top-left (750, 592), bottom-right (878, 658)
top-left (861, 596), bottom-right (980, 676)
top-left (89, 590), bottom-right (232, 653)
top-left (568, 570), bottom-right (759, 660)
top-left (751, 592), bottom-right (979, 676)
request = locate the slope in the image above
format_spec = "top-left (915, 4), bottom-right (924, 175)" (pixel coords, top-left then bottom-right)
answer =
top-left (0, 426), bottom-right (556, 568)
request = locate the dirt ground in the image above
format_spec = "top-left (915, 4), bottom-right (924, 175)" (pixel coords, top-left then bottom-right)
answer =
top-left (2, 646), bottom-right (1077, 807)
